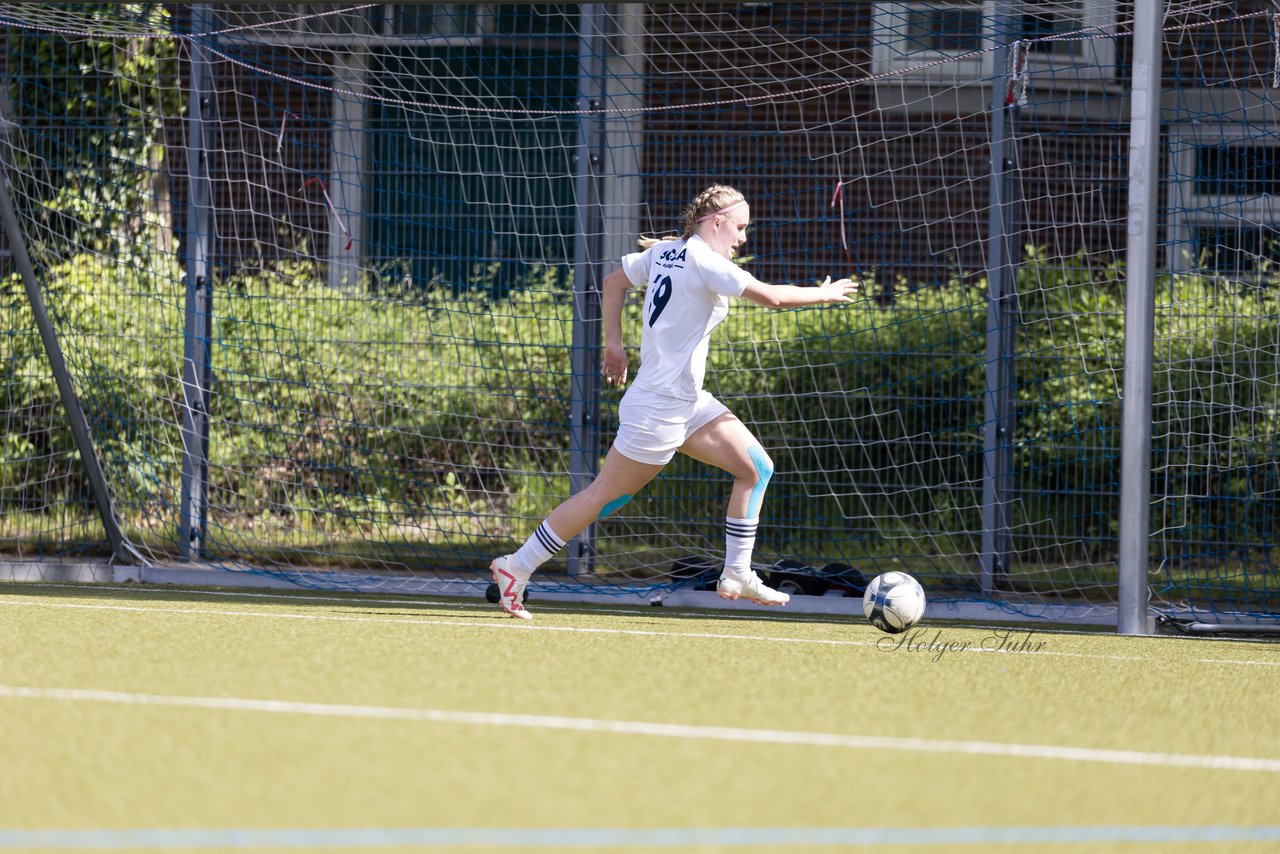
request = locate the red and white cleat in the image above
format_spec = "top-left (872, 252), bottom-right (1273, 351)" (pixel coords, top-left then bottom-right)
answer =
top-left (490, 555), bottom-right (533, 620)
top-left (717, 571), bottom-right (790, 606)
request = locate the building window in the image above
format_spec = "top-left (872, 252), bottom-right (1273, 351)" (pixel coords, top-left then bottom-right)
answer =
top-left (216, 4), bottom-right (577, 44)
top-left (1168, 126), bottom-right (1280, 279)
top-left (871, 1), bottom-right (1116, 82)
top-left (213, 4), bottom-right (582, 288)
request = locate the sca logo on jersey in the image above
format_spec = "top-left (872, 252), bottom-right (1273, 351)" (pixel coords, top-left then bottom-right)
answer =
top-left (658, 246), bottom-right (688, 264)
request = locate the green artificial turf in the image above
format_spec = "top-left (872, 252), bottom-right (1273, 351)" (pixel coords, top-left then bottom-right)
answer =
top-left (0, 582), bottom-right (1277, 853)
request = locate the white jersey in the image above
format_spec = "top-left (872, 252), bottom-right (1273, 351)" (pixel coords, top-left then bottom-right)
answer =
top-left (620, 234), bottom-right (759, 401)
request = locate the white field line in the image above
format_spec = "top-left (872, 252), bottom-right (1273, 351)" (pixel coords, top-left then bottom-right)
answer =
top-left (13, 582), bottom-right (1275, 644)
top-left (20, 581), bottom-right (793, 622)
top-left (5, 826), bottom-right (1280, 849)
top-left (0, 597), bottom-right (875, 647)
top-left (2, 596), bottom-right (1279, 669)
top-left (24, 582), bottom-right (1280, 653)
top-left (2, 684), bottom-right (1278, 773)
top-left (20, 582), bottom-right (820, 622)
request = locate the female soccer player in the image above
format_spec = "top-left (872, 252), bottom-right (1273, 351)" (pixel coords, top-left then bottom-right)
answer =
top-left (491, 185), bottom-right (858, 619)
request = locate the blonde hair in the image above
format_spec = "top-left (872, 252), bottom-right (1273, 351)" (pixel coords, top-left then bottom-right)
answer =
top-left (637, 184), bottom-right (746, 248)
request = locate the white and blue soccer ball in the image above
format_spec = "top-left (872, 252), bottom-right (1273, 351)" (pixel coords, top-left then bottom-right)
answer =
top-left (862, 571), bottom-right (926, 634)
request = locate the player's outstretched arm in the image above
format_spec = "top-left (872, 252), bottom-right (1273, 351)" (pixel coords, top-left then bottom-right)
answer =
top-left (740, 276), bottom-right (858, 309)
top-left (601, 267), bottom-right (633, 387)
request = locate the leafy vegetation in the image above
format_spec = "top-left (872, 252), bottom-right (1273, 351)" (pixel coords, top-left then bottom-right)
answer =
top-left (3, 246), bottom-right (1278, 587)
top-left (5, 5), bottom-right (182, 265)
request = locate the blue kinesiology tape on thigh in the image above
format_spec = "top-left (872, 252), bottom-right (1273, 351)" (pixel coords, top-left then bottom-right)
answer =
top-left (746, 445), bottom-right (774, 518)
top-left (599, 493), bottom-right (632, 520)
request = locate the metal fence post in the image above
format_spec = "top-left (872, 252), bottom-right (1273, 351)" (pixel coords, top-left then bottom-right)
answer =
top-left (1118, 0), bottom-right (1164, 635)
top-left (179, 5), bottom-right (216, 560)
top-left (567, 5), bottom-right (609, 576)
top-left (981, 0), bottom-right (1021, 594)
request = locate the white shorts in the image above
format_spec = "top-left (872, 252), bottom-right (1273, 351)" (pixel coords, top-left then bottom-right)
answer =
top-left (612, 387), bottom-right (730, 466)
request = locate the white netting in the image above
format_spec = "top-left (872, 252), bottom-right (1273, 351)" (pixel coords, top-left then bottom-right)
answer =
top-left (0, 3), bottom-right (1275, 623)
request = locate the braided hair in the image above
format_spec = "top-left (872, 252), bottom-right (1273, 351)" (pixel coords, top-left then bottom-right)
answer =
top-left (638, 185), bottom-right (746, 248)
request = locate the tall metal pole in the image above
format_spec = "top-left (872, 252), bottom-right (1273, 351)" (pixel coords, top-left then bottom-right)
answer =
top-left (567, 5), bottom-right (608, 576)
top-left (1118, 0), bottom-right (1164, 635)
top-left (980, 1), bottom-right (1020, 594)
top-left (179, 5), bottom-right (216, 560)
top-left (0, 117), bottom-right (132, 565)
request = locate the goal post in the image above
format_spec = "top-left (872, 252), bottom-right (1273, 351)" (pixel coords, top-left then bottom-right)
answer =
top-left (1118, 0), bottom-right (1164, 636)
top-left (0, 114), bottom-right (131, 565)
top-left (0, 2), bottom-right (1276, 631)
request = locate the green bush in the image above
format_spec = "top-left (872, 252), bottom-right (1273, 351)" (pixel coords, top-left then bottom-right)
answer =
top-left (7, 7), bottom-right (183, 262)
top-left (3, 248), bottom-right (1279, 567)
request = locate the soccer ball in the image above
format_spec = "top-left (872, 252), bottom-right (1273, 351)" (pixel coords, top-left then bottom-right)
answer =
top-left (862, 571), bottom-right (926, 634)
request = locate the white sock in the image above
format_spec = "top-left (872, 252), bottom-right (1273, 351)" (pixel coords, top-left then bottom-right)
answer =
top-left (510, 520), bottom-right (565, 576)
top-left (724, 517), bottom-right (758, 579)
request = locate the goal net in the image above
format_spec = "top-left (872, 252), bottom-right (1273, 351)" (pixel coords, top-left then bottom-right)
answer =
top-left (0, 2), bottom-right (1275, 626)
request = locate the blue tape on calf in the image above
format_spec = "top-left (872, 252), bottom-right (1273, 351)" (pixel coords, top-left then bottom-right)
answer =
top-left (599, 493), bottom-right (632, 519)
top-left (747, 445), bottom-right (773, 518)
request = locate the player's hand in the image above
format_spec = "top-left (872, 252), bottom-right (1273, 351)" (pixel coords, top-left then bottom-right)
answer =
top-left (602, 342), bottom-right (628, 387)
top-left (818, 276), bottom-right (859, 304)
